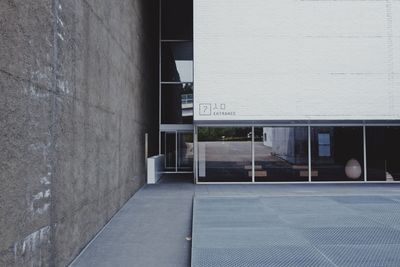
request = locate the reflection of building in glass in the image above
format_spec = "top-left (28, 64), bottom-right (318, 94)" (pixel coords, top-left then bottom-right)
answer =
top-left (261, 127), bottom-right (308, 165)
top-left (162, 83), bottom-right (193, 124)
top-left (159, 0), bottom-right (194, 174)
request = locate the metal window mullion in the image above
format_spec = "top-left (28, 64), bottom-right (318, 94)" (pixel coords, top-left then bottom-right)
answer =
top-left (164, 132), bottom-right (167, 169)
top-left (158, 0), bottom-right (162, 155)
top-left (194, 127), bottom-right (198, 184)
top-left (177, 131), bottom-right (180, 172)
top-left (175, 131), bottom-right (178, 172)
top-left (252, 126), bottom-right (255, 183)
top-left (145, 133), bottom-right (148, 169)
top-left (308, 125), bottom-right (312, 183)
top-left (363, 125), bottom-right (367, 182)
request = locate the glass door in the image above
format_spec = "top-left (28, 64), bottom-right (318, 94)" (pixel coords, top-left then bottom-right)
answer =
top-left (163, 132), bottom-right (176, 170)
top-left (178, 132), bottom-right (194, 171)
top-left (161, 131), bottom-right (193, 172)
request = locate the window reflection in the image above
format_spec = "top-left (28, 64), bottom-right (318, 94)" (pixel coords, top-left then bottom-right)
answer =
top-left (161, 132), bottom-right (176, 170)
top-left (254, 127), bottom-right (309, 182)
top-left (161, 83), bottom-right (193, 124)
top-left (311, 127), bottom-right (364, 182)
top-left (178, 132), bottom-right (194, 171)
top-left (367, 127), bottom-right (400, 181)
top-left (161, 42), bottom-right (193, 83)
top-left (198, 127), bottom-right (252, 182)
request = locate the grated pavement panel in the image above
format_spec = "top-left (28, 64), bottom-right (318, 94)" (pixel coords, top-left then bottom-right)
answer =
top-left (192, 195), bottom-right (400, 267)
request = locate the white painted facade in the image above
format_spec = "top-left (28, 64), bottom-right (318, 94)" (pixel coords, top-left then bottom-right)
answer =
top-left (194, 0), bottom-right (400, 121)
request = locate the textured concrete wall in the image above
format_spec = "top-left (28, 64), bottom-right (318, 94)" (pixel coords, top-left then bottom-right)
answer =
top-left (0, 0), bottom-right (158, 266)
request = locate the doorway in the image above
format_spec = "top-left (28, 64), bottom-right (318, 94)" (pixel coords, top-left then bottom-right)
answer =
top-left (161, 131), bottom-right (194, 172)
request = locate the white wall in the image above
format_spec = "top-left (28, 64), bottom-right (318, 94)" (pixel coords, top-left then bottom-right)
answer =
top-left (147, 155), bottom-right (165, 184)
top-left (194, 0), bottom-right (400, 121)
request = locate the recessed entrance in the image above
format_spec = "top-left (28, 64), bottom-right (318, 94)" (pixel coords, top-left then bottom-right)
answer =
top-left (161, 131), bottom-right (193, 172)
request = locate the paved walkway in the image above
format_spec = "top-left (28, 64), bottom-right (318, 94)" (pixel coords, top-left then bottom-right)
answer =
top-left (71, 178), bottom-right (400, 267)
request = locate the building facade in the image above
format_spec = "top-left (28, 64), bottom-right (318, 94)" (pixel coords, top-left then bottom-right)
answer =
top-left (160, 0), bottom-right (400, 183)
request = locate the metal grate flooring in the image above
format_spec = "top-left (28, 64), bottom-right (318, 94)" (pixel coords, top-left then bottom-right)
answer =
top-left (192, 195), bottom-right (400, 267)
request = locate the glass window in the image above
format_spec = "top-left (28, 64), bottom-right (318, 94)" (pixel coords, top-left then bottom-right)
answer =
top-left (161, 42), bottom-right (193, 83)
top-left (366, 127), bottom-right (400, 181)
top-left (254, 127), bottom-right (309, 182)
top-left (161, 0), bottom-right (193, 40)
top-left (198, 127), bottom-right (252, 182)
top-left (311, 127), bottom-right (364, 182)
top-left (161, 83), bottom-right (193, 124)
top-left (318, 133), bottom-right (331, 157)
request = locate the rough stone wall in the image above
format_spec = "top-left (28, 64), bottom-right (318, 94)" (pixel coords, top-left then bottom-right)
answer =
top-left (0, 0), bottom-right (159, 266)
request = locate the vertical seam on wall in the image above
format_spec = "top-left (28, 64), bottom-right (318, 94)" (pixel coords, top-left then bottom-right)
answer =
top-left (49, 0), bottom-right (60, 265)
top-left (386, 0), bottom-right (394, 113)
top-left (118, 113), bottom-right (121, 189)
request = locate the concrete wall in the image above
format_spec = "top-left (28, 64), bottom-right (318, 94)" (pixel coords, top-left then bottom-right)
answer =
top-left (0, 0), bottom-right (159, 266)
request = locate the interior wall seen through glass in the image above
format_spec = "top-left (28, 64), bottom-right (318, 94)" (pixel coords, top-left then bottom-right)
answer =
top-left (198, 127), bottom-right (252, 182)
top-left (254, 127), bottom-right (309, 182)
top-left (311, 127), bottom-right (364, 182)
top-left (161, 83), bottom-right (193, 124)
top-left (366, 127), bottom-right (400, 181)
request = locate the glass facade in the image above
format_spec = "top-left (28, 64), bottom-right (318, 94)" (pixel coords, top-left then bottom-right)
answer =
top-left (160, 41), bottom-right (193, 125)
top-left (195, 126), bottom-right (400, 183)
top-left (366, 127), bottom-right (400, 181)
top-left (161, 42), bottom-right (193, 83)
top-left (198, 127), bottom-right (252, 182)
top-left (159, 0), bottom-right (194, 173)
top-left (161, 83), bottom-right (193, 124)
top-left (254, 127), bottom-right (309, 182)
top-left (311, 127), bottom-right (364, 182)
top-left (161, 0), bottom-right (193, 40)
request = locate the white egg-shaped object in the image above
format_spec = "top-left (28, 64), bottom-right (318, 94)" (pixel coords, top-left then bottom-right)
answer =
top-left (345, 159), bottom-right (362, 179)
